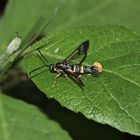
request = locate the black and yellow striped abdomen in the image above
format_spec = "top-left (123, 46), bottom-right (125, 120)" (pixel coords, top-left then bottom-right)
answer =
top-left (71, 64), bottom-right (84, 74)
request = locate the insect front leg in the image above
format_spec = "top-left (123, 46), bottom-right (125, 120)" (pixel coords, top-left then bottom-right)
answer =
top-left (52, 70), bottom-right (69, 88)
top-left (56, 69), bottom-right (70, 81)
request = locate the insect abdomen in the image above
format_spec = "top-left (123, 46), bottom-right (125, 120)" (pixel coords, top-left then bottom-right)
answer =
top-left (71, 65), bottom-right (84, 74)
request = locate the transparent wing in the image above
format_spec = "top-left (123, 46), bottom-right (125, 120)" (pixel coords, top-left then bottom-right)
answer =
top-left (62, 40), bottom-right (89, 64)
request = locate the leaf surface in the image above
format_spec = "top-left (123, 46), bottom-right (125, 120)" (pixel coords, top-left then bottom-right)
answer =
top-left (22, 25), bottom-right (140, 135)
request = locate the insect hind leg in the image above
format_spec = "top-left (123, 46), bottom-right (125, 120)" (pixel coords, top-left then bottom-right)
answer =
top-left (78, 74), bottom-right (86, 81)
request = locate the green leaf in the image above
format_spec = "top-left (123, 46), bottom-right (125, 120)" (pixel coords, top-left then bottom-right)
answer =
top-left (0, 93), bottom-right (72, 140)
top-left (21, 25), bottom-right (140, 135)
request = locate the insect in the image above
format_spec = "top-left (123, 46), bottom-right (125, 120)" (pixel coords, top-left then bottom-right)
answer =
top-left (30, 40), bottom-right (102, 89)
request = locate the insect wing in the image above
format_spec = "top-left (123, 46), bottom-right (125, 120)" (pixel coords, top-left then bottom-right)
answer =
top-left (62, 40), bottom-right (89, 64)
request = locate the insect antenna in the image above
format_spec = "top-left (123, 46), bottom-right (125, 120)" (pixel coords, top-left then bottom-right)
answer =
top-left (30, 69), bottom-right (49, 79)
top-left (29, 65), bottom-right (48, 75)
top-left (37, 48), bottom-right (48, 64)
top-left (29, 48), bottom-right (49, 76)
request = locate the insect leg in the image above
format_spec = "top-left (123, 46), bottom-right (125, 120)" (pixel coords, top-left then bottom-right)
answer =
top-left (52, 72), bottom-right (61, 88)
top-left (59, 70), bottom-right (70, 81)
top-left (54, 69), bottom-right (69, 81)
top-left (78, 75), bottom-right (86, 81)
top-left (52, 70), bottom-right (69, 87)
top-left (64, 74), bottom-right (70, 81)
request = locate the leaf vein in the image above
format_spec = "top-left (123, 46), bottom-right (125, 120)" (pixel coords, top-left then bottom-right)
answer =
top-left (101, 79), bottom-right (140, 126)
top-left (104, 69), bottom-right (140, 88)
top-left (103, 69), bottom-right (140, 125)
top-left (113, 64), bottom-right (140, 70)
